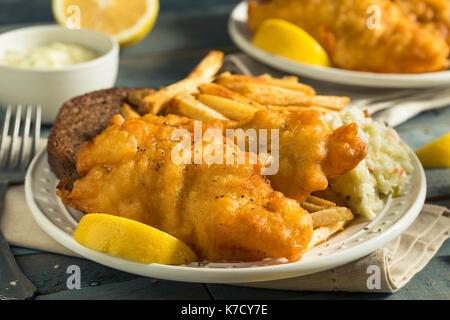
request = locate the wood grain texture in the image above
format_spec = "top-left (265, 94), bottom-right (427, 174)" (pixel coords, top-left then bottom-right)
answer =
top-left (0, 0), bottom-right (448, 300)
top-left (35, 278), bottom-right (211, 300)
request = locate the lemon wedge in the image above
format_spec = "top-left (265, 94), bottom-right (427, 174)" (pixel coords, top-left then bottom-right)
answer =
top-left (52, 0), bottom-right (159, 46)
top-left (252, 18), bottom-right (330, 67)
top-left (73, 213), bottom-right (197, 265)
top-left (415, 132), bottom-right (450, 168)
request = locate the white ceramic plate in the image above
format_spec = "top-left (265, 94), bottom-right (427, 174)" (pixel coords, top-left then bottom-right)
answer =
top-left (25, 149), bottom-right (426, 284)
top-left (229, 1), bottom-right (450, 88)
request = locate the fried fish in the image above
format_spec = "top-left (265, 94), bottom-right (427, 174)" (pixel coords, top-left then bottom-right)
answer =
top-left (58, 114), bottom-right (313, 262)
top-left (248, 0), bottom-right (449, 73)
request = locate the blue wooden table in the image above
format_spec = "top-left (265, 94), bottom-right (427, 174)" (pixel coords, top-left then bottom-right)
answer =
top-left (1, 0), bottom-right (449, 300)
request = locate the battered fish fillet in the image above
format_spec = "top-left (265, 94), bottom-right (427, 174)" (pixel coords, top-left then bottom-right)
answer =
top-left (224, 109), bottom-right (368, 203)
top-left (57, 114), bottom-right (313, 262)
top-left (394, 0), bottom-right (450, 46)
top-left (248, 0), bottom-right (449, 73)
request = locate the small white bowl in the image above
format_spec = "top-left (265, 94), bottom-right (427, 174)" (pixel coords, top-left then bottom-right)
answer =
top-left (0, 25), bottom-right (119, 123)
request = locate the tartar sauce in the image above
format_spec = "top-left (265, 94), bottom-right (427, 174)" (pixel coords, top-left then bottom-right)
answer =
top-left (0, 42), bottom-right (99, 68)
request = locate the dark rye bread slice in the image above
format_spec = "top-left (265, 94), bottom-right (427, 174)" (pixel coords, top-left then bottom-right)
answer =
top-left (48, 88), bottom-right (135, 184)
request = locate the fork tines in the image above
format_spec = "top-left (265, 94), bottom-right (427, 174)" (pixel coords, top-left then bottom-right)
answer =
top-left (0, 105), bottom-right (41, 169)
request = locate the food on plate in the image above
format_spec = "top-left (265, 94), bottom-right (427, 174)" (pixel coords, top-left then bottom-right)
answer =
top-left (226, 108), bottom-right (368, 202)
top-left (52, 0), bottom-right (159, 46)
top-left (197, 93), bottom-right (259, 120)
top-left (215, 73), bottom-right (348, 110)
top-left (310, 207), bottom-right (353, 229)
top-left (74, 213), bottom-right (197, 264)
top-left (300, 195), bottom-right (353, 249)
top-left (307, 220), bottom-right (347, 250)
top-left (252, 18), bottom-right (331, 66)
top-left (138, 51), bottom-right (224, 114)
top-left (393, 0), bottom-right (450, 46)
top-left (48, 88), bottom-right (136, 184)
top-left (247, 0), bottom-right (449, 73)
top-left (301, 195), bottom-right (336, 212)
top-left (121, 103), bottom-right (140, 119)
top-left (415, 132), bottom-right (450, 168)
top-left (198, 82), bottom-right (264, 109)
top-left (326, 107), bottom-right (413, 220)
top-left (48, 51), bottom-right (413, 264)
top-left (216, 73), bottom-right (316, 95)
top-left (171, 94), bottom-right (229, 123)
top-left (58, 114), bottom-right (314, 262)
top-left (128, 89), bottom-right (155, 108)
top-left (134, 51), bottom-right (348, 118)
top-left (0, 42), bottom-right (98, 68)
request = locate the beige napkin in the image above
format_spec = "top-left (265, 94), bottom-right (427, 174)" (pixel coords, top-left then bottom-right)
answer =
top-left (1, 185), bottom-right (77, 257)
top-left (0, 183), bottom-right (448, 293)
top-left (0, 138), bottom-right (78, 257)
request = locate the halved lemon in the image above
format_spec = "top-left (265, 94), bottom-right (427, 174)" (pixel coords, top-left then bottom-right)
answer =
top-left (415, 132), bottom-right (450, 168)
top-left (52, 0), bottom-right (159, 46)
top-left (252, 18), bottom-right (330, 67)
top-left (73, 213), bottom-right (197, 265)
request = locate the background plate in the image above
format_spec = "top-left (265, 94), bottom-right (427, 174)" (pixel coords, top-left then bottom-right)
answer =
top-left (229, 1), bottom-right (450, 88)
top-left (25, 149), bottom-right (426, 284)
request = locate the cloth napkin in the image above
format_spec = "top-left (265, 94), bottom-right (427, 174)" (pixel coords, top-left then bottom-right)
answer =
top-left (0, 138), bottom-right (78, 257)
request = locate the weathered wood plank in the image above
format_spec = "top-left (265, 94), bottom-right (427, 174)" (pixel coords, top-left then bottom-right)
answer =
top-left (396, 107), bottom-right (450, 150)
top-left (35, 278), bottom-right (211, 300)
top-left (15, 252), bottom-right (211, 299)
top-left (0, 0), bottom-right (240, 25)
top-left (396, 107), bottom-right (450, 199)
top-left (15, 253), bottom-right (140, 295)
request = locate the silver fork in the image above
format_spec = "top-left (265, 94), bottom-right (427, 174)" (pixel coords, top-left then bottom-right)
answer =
top-left (0, 104), bottom-right (41, 300)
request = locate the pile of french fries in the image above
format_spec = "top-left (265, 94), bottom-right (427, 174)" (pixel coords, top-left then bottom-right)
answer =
top-left (123, 50), bottom-right (353, 251)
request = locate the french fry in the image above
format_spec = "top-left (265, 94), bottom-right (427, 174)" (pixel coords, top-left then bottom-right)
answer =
top-left (306, 195), bottom-right (336, 208)
top-left (258, 74), bottom-right (316, 93)
top-left (216, 73), bottom-right (315, 95)
top-left (268, 106), bottom-right (332, 114)
top-left (172, 94), bottom-right (228, 123)
top-left (281, 75), bottom-right (299, 82)
top-left (198, 83), bottom-right (264, 109)
top-left (139, 78), bottom-right (206, 114)
top-left (310, 207), bottom-right (353, 228)
top-left (312, 188), bottom-right (348, 207)
top-left (224, 82), bottom-right (348, 110)
top-left (197, 94), bottom-right (258, 120)
top-left (188, 50), bottom-right (224, 80)
top-left (307, 221), bottom-right (346, 250)
top-left (121, 103), bottom-right (140, 119)
top-left (306, 95), bottom-right (349, 110)
top-left (301, 196), bottom-right (335, 212)
top-left (139, 51), bottom-right (224, 115)
top-left (260, 74), bottom-right (300, 84)
top-left (127, 89), bottom-right (155, 108)
top-left (301, 202), bottom-right (327, 213)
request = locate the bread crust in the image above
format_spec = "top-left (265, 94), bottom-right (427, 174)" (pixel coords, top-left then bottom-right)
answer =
top-left (48, 88), bottom-right (136, 184)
